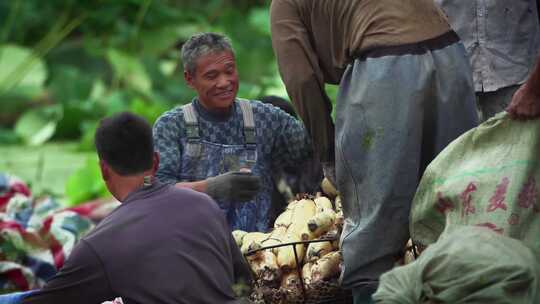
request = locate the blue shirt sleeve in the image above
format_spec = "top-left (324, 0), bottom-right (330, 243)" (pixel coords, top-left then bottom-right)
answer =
top-left (258, 103), bottom-right (314, 169)
top-left (153, 110), bottom-right (183, 185)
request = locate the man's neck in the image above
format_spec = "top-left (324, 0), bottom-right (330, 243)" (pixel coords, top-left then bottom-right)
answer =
top-left (112, 172), bottom-right (153, 202)
top-left (194, 99), bottom-right (233, 122)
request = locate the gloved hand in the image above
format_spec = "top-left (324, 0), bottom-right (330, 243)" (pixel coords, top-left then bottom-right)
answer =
top-left (206, 171), bottom-right (261, 202)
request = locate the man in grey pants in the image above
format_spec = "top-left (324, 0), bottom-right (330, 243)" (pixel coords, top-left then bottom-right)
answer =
top-left (271, 0), bottom-right (479, 302)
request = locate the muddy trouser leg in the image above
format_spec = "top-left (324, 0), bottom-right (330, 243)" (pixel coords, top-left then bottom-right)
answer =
top-left (476, 85), bottom-right (520, 122)
top-left (335, 42), bottom-right (479, 294)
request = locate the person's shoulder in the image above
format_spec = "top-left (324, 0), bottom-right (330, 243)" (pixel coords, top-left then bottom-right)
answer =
top-left (168, 186), bottom-right (221, 213)
top-left (245, 98), bottom-right (291, 118)
top-left (154, 104), bottom-right (189, 127)
top-left (156, 106), bottom-right (182, 121)
top-left (153, 105), bottom-right (192, 136)
top-left (61, 238), bottom-right (101, 267)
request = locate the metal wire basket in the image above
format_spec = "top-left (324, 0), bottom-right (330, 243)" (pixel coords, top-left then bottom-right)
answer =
top-left (245, 238), bottom-right (353, 304)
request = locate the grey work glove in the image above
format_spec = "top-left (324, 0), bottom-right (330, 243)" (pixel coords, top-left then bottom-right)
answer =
top-left (206, 171), bottom-right (261, 202)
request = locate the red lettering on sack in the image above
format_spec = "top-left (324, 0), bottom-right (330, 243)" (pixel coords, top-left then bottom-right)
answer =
top-left (436, 192), bottom-right (454, 214)
top-left (518, 176), bottom-right (538, 210)
top-left (460, 182), bottom-right (477, 217)
top-left (475, 222), bottom-right (504, 234)
top-left (508, 213), bottom-right (520, 225)
top-left (487, 177), bottom-right (509, 212)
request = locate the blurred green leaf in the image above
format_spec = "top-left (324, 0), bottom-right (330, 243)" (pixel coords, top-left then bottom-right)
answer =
top-left (324, 84), bottom-right (338, 120)
top-left (78, 120), bottom-right (98, 151)
top-left (248, 8), bottom-right (270, 36)
top-left (48, 65), bottom-right (94, 104)
top-left (89, 79), bottom-right (107, 100)
top-left (54, 103), bottom-right (95, 139)
top-left (101, 91), bottom-right (130, 115)
top-left (137, 25), bottom-right (186, 56)
top-left (107, 49), bottom-right (152, 93)
top-left (0, 142), bottom-right (93, 197)
top-left (14, 104), bottom-right (63, 146)
top-left (0, 127), bottom-right (20, 144)
top-left (129, 97), bottom-right (168, 124)
top-left (0, 44), bottom-right (47, 98)
top-left (159, 59), bottom-right (177, 77)
top-left (65, 154), bottom-right (108, 206)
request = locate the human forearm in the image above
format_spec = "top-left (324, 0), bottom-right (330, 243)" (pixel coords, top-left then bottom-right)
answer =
top-left (271, 1), bottom-right (335, 163)
top-left (276, 57), bottom-right (335, 162)
top-left (273, 60), bottom-right (335, 163)
top-left (289, 79), bottom-right (335, 163)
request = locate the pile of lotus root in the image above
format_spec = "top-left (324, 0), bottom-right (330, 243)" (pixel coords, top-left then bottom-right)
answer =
top-left (233, 179), bottom-right (349, 303)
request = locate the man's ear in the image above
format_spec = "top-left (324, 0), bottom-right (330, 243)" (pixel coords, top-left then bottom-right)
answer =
top-left (184, 70), bottom-right (195, 89)
top-left (151, 152), bottom-right (160, 175)
top-left (99, 160), bottom-right (111, 182)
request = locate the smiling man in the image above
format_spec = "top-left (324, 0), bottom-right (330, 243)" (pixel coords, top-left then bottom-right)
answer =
top-left (152, 32), bottom-right (316, 232)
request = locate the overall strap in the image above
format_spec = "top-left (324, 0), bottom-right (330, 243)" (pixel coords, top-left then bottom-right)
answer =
top-left (181, 103), bottom-right (202, 157)
top-left (238, 99), bottom-right (256, 145)
top-left (238, 99), bottom-right (258, 169)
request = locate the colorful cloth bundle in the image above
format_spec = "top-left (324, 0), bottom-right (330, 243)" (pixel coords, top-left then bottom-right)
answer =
top-left (0, 173), bottom-right (117, 292)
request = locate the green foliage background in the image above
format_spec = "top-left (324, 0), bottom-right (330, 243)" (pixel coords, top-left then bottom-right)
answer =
top-left (0, 0), bottom-right (337, 205)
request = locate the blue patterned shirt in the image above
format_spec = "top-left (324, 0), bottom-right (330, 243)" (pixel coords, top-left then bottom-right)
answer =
top-left (152, 98), bottom-right (314, 185)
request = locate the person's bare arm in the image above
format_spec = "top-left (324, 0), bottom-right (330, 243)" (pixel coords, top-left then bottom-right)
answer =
top-left (506, 55), bottom-right (540, 119)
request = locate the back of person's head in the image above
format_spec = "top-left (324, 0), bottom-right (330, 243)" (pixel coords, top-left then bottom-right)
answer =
top-left (258, 95), bottom-right (297, 119)
top-left (181, 32), bottom-right (234, 75)
top-left (94, 112), bottom-right (153, 176)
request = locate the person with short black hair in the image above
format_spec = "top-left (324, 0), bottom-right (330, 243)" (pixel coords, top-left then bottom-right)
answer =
top-left (22, 112), bottom-right (250, 304)
top-left (94, 112), bottom-right (154, 175)
top-left (153, 32), bottom-right (314, 232)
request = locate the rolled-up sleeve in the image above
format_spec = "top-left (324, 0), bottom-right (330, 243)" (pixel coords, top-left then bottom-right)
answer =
top-left (270, 0), bottom-right (335, 162)
top-left (153, 112), bottom-right (182, 185)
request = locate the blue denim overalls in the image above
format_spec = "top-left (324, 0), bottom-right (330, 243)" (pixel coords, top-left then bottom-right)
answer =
top-left (179, 100), bottom-right (272, 232)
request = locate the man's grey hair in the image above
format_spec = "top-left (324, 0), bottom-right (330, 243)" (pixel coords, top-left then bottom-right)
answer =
top-left (181, 32), bottom-right (234, 75)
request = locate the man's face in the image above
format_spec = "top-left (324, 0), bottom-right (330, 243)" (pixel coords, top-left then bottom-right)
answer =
top-left (184, 50), bottom-right (239, 112)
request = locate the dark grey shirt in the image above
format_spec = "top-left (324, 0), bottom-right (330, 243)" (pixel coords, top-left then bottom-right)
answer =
top-left (23, 182), bottom-right (247, 304)
top-left (435, 0), bottom-right (540, 92)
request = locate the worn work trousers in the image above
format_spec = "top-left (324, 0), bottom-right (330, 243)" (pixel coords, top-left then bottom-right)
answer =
top-left (335, 32), bottom-right (479, 294)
